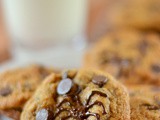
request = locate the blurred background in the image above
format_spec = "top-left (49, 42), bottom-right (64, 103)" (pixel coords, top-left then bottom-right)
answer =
top-left (0, 0), bottom-right (160, 70)
top-left (0, 0), bottom-right (109, 70)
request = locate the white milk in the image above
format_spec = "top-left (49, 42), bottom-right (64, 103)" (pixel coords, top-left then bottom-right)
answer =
top-left (2, 0), bottom-right (88, 48)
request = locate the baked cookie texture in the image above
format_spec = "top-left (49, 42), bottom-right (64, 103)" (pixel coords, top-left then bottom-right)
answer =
top-left (84, 30), bottom-right (160, 86)
top-left (128, 85), bottom-right (160, 120)
top-left (0, 65), bottom-right (54, 120)
top-left (107, 0), bottom-right (160, 31)
top-left (21, 69), bottom-right (130, 120)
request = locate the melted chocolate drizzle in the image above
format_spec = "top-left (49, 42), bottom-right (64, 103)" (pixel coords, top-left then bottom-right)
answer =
top-left (86, 91), bottom-right (108, 105)
top-left (54, 90), bottom-right (108, 120)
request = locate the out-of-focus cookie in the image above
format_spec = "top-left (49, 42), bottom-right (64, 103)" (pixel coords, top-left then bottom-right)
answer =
top-left (84, 30), bottom-right (160, 85)
top-left (21, 69), bottom-right (130, 120)
top-left (0, 65), bottom-right (54, 120)
top-left (107, 0), bottom-right (160, 31)
top-left (128, 85), bottom-right (160, 120)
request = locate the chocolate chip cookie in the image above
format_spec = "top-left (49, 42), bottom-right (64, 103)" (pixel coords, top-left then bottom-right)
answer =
top-left (128, 85), bottom-right (160, 120)
top-left (21, 69), bottom-right (130, 120)
top-left (84, 30), bottom-right (160, 86)
top-left (107, 0), bottom-right (160, 31)
top-left (0, 65), bottom-right (54, 120)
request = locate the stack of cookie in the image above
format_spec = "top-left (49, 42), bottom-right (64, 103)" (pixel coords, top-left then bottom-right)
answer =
top-left (0, 64), bottom-right (159, 119)
top-left (0, 66), bottom-right (131, 120)
top-left (84, 30), bottom-right (160, 120)
top-left (84, 1), bottom-right (160, 119)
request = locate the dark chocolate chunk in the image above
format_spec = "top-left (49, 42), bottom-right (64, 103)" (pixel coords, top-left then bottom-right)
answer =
top-left (36, 109), bottom-right (54, 120)
top-left (38, 67), bottom-right (50, 79)
top-left (57, 78), bottom-right (72, 95)
top-left (0, 87), bottom-right (12, 96)
top-left (151, 64), bottom-right (160, 73)
top-left (92, 75), bottom-right (108, 87)
top-left (138, 40), bottom-right (148, 55)
top-left (67, 84), bottom-right (81, 96)
top-left (142, 104), bottom-right (160, 110)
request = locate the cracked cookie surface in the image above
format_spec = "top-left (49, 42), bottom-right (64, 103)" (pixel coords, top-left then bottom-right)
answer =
top-left (21, 69), bottom-right (130, 120)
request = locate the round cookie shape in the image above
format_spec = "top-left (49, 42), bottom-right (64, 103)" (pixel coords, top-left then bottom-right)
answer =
top-left (0, 65), bottom-right (54, 120)
top-left (84, 30), bottom-right (160, 86)
top-left (21, 69), bottom-right (130, 120)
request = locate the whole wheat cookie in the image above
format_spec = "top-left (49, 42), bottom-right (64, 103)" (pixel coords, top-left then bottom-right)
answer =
top-left (0, 65), bottom-right (54, 120)
top-left (128, 85), bottom-right (160, 120)
top-left (21, 69), bottom-right (130, 120)
top-left (84, 30), bottom-right (160, 86)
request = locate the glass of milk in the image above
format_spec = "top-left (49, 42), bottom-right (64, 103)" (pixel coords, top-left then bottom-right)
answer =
top-left (1, 0), bottom-right (88, 68)
top-left (2, 0), bottom-right (88, 48)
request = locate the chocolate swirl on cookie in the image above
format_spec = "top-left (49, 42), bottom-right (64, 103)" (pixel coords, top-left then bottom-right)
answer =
top-left (54, 74), bottom-right (108, 119)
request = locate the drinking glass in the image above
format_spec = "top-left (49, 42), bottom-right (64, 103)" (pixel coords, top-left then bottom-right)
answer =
top-left (1, 0), bottom-right (88, 68)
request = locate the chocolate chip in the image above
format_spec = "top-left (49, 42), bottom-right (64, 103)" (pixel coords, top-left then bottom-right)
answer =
top-left (151, 64), bottom-right (160, 73)
top-left (57, 78), bottom-right (73, 95)
top-left (13, 107), bottom-right (22, 112)
top-left (92, 75), bottom-right (108, 87)
top-left (68, 84), bottom-right (81, 96)
top-left (36, 109), bottom-right (54, 120)
top-left (138, 40), bottom-right (148, 55)
top-left (0, 87), bottom-right (12, 96)
top-left (38, 67), bottom-right (50, 79)
top-left (142, 104), bottom-right (160, 110)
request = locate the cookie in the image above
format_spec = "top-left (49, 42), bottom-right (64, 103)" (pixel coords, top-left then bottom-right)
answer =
top-left (0, 65), bottom-right (54, 120)
top-left (21, 69), bottom-right (130, 120)
top-left (106, 0), bottom-right (160, 31)
top-left (128, 85), bottom-right (160, 120)
top-left (84, 30), bottom-right (160, 86)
